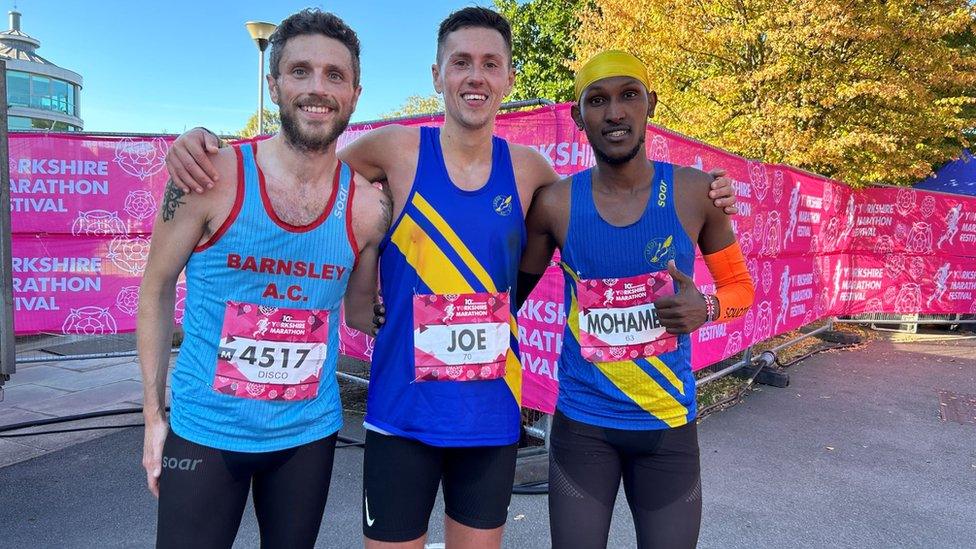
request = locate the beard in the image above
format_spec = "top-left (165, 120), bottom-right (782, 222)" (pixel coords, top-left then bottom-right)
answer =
top-left (279, 99), bottom-right (351, 153)
top-left (592, 133), bottom-right (645, 166)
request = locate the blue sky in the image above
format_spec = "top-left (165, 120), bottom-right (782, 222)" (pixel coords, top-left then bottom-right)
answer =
top-left (16, 0), bottom-right (481, 134)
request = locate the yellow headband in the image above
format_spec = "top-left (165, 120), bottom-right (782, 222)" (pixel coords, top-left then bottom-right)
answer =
top-left (574, 50), bottom-right (651, 101)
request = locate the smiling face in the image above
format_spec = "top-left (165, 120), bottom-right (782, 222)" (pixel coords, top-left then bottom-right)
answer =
top-left (269, 34), bottom-right (361, 152)
top-left (432, 26), bottom-right (514, 131)
top-left (572, 76), bottom-right (657, 166)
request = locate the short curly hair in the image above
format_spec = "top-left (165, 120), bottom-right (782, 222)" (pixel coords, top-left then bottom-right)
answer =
top-left (268, 8), bottom-right (361, 85)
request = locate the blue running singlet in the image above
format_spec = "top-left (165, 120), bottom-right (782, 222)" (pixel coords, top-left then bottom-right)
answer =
top-left (366, 127), bottom-right (525, 447)
top-left (558, 164), bottom-right (697, 430)
top-left (169, 142), bottom-right (357, 452)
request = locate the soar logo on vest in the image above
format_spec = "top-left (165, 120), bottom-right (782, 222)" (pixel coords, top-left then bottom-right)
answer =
top-left (657, 177), bottom-right (668, 207)
top-left (334, 182), bottom-right (349, 218)
top-left (493, 194), bottom-right (513, 216)
top-left (643, 235), bottom-right (675, 270)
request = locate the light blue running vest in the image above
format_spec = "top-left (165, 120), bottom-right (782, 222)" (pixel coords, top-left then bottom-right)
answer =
top-left (169, 142), bottom-right (356, 452)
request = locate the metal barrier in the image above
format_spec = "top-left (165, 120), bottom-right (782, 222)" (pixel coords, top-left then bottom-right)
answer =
top-left (839, 313), bottom-right (972, 334)
top-left (697, 320), bottom-right (835, 385)
top-left (336, 371), bottom-right (369, 387)
top-left (16, 348), bottom-right (175, 365)
top-left (349, 98), bottom-right (555, 127)
top-left (835, 317), bottom-right (974, 326)
top-left (522, 410), bottom-right (552, 449)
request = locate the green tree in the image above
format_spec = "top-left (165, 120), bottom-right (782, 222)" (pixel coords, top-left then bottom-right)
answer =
top-left (238, 109), bottom-right (281, 138)
top-left (381, 94), bottom-right (444, 119)
top-left (576, 0), bottom-right (976, 187)
top-left (495, 0), bottom-right (587, 103)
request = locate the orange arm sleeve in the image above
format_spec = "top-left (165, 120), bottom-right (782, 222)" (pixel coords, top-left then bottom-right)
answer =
top-left (702, 241), bottom-right (754, 322)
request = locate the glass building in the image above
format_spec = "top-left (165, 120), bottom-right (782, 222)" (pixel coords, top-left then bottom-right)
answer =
top-left (1, 10), bottom-right (83, 131)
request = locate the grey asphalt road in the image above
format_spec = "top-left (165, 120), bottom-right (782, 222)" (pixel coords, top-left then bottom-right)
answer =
top-left (1, 335), bottom-right (973, 548)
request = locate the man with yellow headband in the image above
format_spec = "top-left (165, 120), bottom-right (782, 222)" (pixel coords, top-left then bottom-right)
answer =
top-left (518, 50), bottom-right (755, 549)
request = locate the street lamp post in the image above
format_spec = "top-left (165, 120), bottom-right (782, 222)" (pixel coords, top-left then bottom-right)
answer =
top-left (245, 21), bottom-right (277, 135)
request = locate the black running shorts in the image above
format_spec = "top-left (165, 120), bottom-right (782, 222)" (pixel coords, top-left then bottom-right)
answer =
top-left (156, 430), bottom-right (337, 549)
top-left (548, 410), bottom-right (702, 549)
top-left (361, 430), bottom-right (518, 542)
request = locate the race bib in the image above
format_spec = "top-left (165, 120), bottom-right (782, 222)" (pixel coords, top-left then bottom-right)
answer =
top-left (577, 272), bottom-right (676, 362)
top-left (212, 302), bottom-right (329, 401)
top-left (413, 291), bottom-right (510, 382)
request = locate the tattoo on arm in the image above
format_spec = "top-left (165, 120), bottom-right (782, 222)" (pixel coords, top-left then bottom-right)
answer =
top-left (161, 180), bottom-right (187, 222)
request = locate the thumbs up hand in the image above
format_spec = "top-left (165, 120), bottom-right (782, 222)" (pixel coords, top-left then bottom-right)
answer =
top-left (652, 260), bottom-right (708, 334)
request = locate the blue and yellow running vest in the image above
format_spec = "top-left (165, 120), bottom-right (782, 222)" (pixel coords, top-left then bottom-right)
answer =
top-left (170, 142), bottom-right (356, 452)
top-left (366, 127), bottom-right (525, 447)
top-left (559, 163), bottom-right (697, 430)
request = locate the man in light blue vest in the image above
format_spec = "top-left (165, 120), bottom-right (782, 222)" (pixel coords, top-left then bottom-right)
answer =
top-left (138, 9), bottom-right (388, 548)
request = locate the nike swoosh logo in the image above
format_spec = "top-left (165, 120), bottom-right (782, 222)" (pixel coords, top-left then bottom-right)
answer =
top-left (365, 492), bottom-right (375, 527)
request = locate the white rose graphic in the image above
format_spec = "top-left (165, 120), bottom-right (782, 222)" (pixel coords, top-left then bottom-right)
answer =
top-left (920, 196), bottom-right (936, 219)
top-left (107, 236), bottom-right (151, 275)
top-left (71, 210), bottom-right (127, 236)
top-left (649, 135), bottom-right (670, 162)
top-left (123, 190), bottom-right (157, 221)
top-left (724, 331), bottom-right (744, 357)
top-left (894, 284), bottom-right (921, 313)
top-left (114, 137), bottom-right (169, 181)
top-left (743, 308), bottom-right (755, 337)
top-left (115, 286), bottom-right (140, 316)
top-left (62, 307), bottom-right (118, 335)
top-left (772, 170), bottom-right (785, 204)
top-left (895, 188), bottom-right (917, 216)
top-left (883, 286), bottom-right (898, 304)
top-left (749, 162), bottom-right (769, 202)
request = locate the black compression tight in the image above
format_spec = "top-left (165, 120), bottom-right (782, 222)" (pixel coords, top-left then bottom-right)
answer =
top-left (548, 411), bottom-right (702, 549)
top-left (156, 430), bottom-right (337, 549)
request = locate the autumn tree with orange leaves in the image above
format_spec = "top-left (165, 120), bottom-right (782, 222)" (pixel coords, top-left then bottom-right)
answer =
top-left (574, 1), bottom-right (976, 187)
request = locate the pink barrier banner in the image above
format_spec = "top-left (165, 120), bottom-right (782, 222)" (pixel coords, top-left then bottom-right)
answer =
top-left (11, 233), bottom-right (186, 335)
top-left (8, 134), bottom-right (172, 235)
top-left (9, 133), bottom-right (175, 334)
top-left (516, 258), bottom-right (565, 415)
top-left (9, 106), bottom-right (976, 415)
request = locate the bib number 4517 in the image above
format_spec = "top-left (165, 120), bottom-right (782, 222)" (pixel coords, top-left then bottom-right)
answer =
top-left (217, 337), bottom-right (326, 386)
top-left (234, 345), bottom-right (311, 369)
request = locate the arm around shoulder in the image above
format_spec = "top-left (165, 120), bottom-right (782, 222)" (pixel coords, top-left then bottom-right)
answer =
top-left (164, 126), bottom-right (226, 193)
top-left (674, 166), bottom-right (736, 255)
top-left (679, 167), bottom-right (755, 322)
top-left (517, 178), bottom-right (568, 308)
top-left (339, 125), bottom-right (418, 184)
top-left (343, 176), bottom-right (391, 335)
top-left (141, 145), bottom-right (236, 322)
top-left (510, 144), bottom-right (560, 212)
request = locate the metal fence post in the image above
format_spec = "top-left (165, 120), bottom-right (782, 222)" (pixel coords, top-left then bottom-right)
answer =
top-left (543, 412), bottom-right (552, 451)
top-left (0, 59), bottom-right (15, 397)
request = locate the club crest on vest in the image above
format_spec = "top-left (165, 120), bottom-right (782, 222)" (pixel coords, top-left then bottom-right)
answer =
top-left (643, 235), bottom-right (674, 270)
top-left (493, 194), bottom-right (513, 216)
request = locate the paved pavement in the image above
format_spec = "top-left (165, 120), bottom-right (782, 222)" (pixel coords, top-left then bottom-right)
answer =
top-left (1, 333), bottom-right (974, 548)
top-left (0, 351), bottom-right (155, 468)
